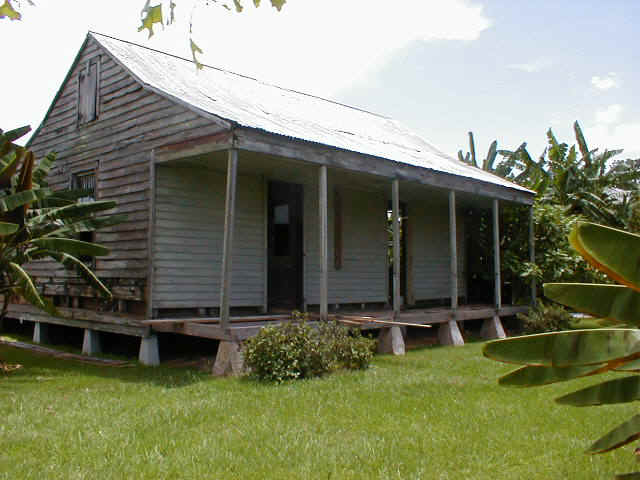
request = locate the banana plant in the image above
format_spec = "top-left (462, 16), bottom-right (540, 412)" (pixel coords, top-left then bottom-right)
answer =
top-left (483, 222), bottom-right (640, 479)
top-left (0, 126), bottom-right (125, 320)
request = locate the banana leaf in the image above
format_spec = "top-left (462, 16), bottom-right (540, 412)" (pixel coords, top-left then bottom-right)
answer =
top-left (2, 126), bottom-right (31, 143)
top-left (544, 284), bottom-right (640, 326)
top-left (31, 237), bottom-right (109, 257)
top-left (48, 251), bottom-right (112, 299)
top-left (0, 221), bottom-right (18, 235)
top-left (27, 200), bottom-right (116, 225)
top-left (557, 375), bottom-right (640, 406)
top-left (615, 472), bottom-right (640, 479)
top-left (588, 414), bottom-right (640, 454)
top-left (499, 364), bottom-right (606, 387)
top-left (8, 262), bottom-right (59, 317)
top-left (0, 188), bottom-right (51, 212)
top-left (483, 329), bottom-right (640, 367)
top-left (569, 222), bottom-right (640, 291)
top-left (615, 358), bottom-right (640, 372)
top-left (46, 214), bottom-right (127, 236)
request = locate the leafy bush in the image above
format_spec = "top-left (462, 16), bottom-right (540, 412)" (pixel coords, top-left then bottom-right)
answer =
top-left (243, 314), bottom-right (376, 382)
top-left (517, 300), bottom-right (572, 334)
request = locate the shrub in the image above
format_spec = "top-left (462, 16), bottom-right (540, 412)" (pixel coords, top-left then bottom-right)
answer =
top-left (517, 300), bottom-right (572, 334)
top-left (243, 314), bottom-right (376, 382)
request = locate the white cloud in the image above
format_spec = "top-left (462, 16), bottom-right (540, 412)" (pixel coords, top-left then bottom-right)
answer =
top-left (591, 72), bottom-right (619, 90)
top-left (595, 104), bottom-right (623, 125)
top-left (508, 58), bottom-right (553, 73)
top-left (585, 122), bottom-right (640, 159)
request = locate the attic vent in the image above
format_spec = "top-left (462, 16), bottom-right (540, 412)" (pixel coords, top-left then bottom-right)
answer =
top-left (78, 57), bottom-right (100, 124)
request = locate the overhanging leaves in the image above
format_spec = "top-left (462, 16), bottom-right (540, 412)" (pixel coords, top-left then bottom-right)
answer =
top-left (569, 222), bottom-right (640, 292)
top-left (8, 262), bottom-right (58, 317)
top-left (49, 252), bottom-right (112, 299)
top-left (0, 221), bottom-right (19, 235)
top-left (557, 375), bottom-right (640, 406)
top-left (138, 2), bottom-right (163, 38)
top-left (0, 188), bottom-right (51, 213)
top-left (483, 329), bottom-right (640, 367)
top-left (544, 283), bottom-right (640, 326)
top-left (0, 1), bottom-right (21, 21)
top-left (499, 364), bottom-right (605, 387)
top-left (588, 414), bottom-right (640, 454)
top-left (31, 237), bottom-right (110, 257)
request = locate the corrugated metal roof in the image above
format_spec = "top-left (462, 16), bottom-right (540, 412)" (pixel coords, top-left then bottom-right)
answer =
top-left (92, 32), bottom-right (532, 195)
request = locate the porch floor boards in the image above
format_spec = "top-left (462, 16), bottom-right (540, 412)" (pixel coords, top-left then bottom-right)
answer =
top-left (145, 304), bottom-right (529, 341)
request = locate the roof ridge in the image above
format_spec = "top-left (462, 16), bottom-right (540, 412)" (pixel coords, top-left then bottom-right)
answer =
top-left (88, 31), bottom-right (390, 120)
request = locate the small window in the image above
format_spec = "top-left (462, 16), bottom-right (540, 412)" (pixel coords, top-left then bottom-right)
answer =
top-left (71, 171), bottom-right (97, 263)
top-left (78, 57), bottom-right (100, 124)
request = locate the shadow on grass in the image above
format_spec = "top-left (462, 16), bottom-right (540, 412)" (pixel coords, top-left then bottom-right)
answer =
top-left (0, 343), bottom-right (212, 390)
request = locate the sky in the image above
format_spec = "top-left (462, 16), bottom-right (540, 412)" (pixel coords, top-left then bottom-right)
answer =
top-left (1, 0), bottom-right (639, 162)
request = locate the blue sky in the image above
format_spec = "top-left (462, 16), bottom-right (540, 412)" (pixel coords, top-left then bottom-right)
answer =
top-left (1, 0), bottom-right (639, 162)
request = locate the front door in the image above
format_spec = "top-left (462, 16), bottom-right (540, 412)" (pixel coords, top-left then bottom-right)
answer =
top-left (268, 181), bottom-right (303, 310)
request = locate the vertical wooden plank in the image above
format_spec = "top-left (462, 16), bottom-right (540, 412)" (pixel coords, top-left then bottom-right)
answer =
top-left (220, 149), bottom-right (238, 330)
top-left (146, 152), bottom-right (157, 320)
top-left (334, 189), bottom-right (343, 270)
top-left (319, 165), bottom-right (329, 321)
top-left (529, 204), bottom-right (536, 305)
top-left (405, 207), bottom-right (414, 306)
top-left (449, 190), bottom-right (458, 311)
top-left (493, 199), bottom-right (501, 310)
top-left (262, 175), bottom-right (268, 313)
top-left (392, 179), bottom-right (401, 314)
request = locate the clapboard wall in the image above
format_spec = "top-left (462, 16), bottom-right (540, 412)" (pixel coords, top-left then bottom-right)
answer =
top-left (153, 166), bottom-right (265, 309)
top-left (26, 36), bottom-right (228, 306)
top-left (411, 202), bottom-right (467, 301)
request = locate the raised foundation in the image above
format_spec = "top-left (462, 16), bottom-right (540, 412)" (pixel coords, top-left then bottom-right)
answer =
top-left (33, 322), bottom-right (49, 344)
top-left (481, 315), bottom-right (506, 340)
top-left (212, 341), bottom-right (246, 376)
top-left (377, 325), bottom-right (405, 355)
top-left (438, 320), bottom-right (464, 346)
top-left (138, 335), bottom-right (160, 366)
top-left (82, 329), bottom-right (102, 356)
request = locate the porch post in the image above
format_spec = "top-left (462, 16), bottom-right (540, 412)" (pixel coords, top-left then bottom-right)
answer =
top-left (319, 165), bottom-right (329, 321)
top-left (379, 178), bottom-right (405, 355)
top-left (529, 204), bottom-right (536, 305)
top-left (449, 190), bottom-right (458, 311)
top-left (481, 198), bottom-right (506, 339)
top-left (392, 179), bottom-right (401, 314)
top-left (220, 148), bottom-right (238, 331)
top-left (439, 190), bottom-right (464, 346)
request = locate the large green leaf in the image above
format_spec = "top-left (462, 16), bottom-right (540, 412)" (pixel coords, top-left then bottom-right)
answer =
top-left (544, 283), bottom-right (640, 326)
top-left (0, 221), bottom-right (18, 235)
top-left (483, 329), bottom-right (640, 367)
top-left (47, 214), bottom-right (127, 237)
top-left (31, 237), bottom-right (109, 257)
top-left (8, 262), bottom-right (59, 317)
top-left (557, 375), bottom-right (640, 406)
top-left (499, 364), bottom-right (606, 387)
top-left (569, 222), bottom-right (640, 291)
top-left (588, 414), bottom-right (640, 454)
top-left (0, 188), bottom-right (51, 212)
top-left (27, 200), bottom-right (116, 226)
top-left (615, 472), bottom-right (640, 479)
top-left (2, 126), bottom-right (30, 142)
top-left (48, 252), bottom-right (112, 299)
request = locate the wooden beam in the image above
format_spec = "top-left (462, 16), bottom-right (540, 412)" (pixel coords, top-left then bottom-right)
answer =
top-left (234, 128), bottom-right (534, 205)
top-left (449, 190), bottom-right (458, 311)
top-left (319, 165), bottom-right (329, 321)
top-left (220, 148), bottom-right (238, 330)
top-left (146, 151), bottom-right (157, 320)
top-left (392, 179), bottom-right (401, 314)
top-left (154, 130), bottom-right (234, 163)
top-left (493, 199), bottom-right (501, 310)
top-left (262, 175), bottom-right (269, 313)
top-left (529, 204), bottom-right (536, 305)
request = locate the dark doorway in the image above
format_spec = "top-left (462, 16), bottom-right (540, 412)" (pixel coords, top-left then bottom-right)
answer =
top-left (268, 181), bottom-right (304, 310)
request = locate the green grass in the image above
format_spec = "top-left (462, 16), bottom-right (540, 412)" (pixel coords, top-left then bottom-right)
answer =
top-left (1, 341), bottom-right (637, 479)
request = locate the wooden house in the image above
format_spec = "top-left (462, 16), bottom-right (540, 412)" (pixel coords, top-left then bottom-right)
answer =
top-left (13, 32), bottom-right (535, 370)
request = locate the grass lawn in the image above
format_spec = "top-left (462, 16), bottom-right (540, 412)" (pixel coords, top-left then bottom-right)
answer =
top-left (1, 339), bottom-right (637, 479)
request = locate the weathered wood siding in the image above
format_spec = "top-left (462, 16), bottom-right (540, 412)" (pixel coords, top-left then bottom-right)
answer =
top-left (305, 184), bottom-right (388, 306)
top-left (411, 202), bottom-right (467, 301)
top-left (153, 166), bottom-right (265, 309)
top-left (27, 37), bottom-right (228, 305)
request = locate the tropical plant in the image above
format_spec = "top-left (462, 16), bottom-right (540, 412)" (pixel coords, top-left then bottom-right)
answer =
top-left (484, 222), bottom-right (640, 479)
top-left (0, 126), bottom-right (124, 322)
top-left (458, 132), bottom-right (512, 177)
